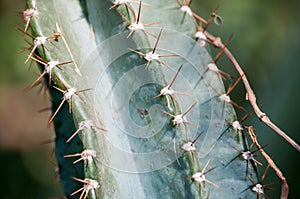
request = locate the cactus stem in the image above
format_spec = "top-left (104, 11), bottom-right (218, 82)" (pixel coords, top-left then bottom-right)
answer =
top-left (23, 0), bottom-right (288, 197)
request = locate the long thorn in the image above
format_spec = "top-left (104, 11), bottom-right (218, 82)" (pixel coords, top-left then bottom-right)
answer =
top-left (182, 102), bottom-right (196, 117)
top-left (66, 128), bottom-right (81, 143)
top-left (240, 110), bottom-right (256, 124)
top-left (226, 72), bottom-right (245, 95)
top-left (203, 4), bottom-right (220, 32)
top-left (168, 64), bottom-right (183, 89)
top-left (48, 99), bottom-right (65, 125)
top-left (136, 1), bottom-right (142, 23)
top-left (128, 48), bottom-right (145, 56)
top-left (152, 28), bottom-right (163, 53)
top-left (162, 110), bottom-right (176, 118)
top-left (202, 159), bottom-right (211, 173)
top-left (192, 131), bottom-right (203, 145)
top-left (261, 165), bottom-right (270, 182)
top-left (214, 34), bottom-right (233, 63)
top-left (28, 71), bottom-right (46, 90)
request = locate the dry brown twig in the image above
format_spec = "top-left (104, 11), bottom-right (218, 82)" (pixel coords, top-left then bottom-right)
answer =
top-left (192, 7), bottom-right (300, 151)
top-left (198, 18), bottom-right (294, 198)
top-left (203, 31), bottom-right (300, 153)
top-left (247, 126), bottom-right (288, 199)
top-left (192, 7), bottom-right (300, 199)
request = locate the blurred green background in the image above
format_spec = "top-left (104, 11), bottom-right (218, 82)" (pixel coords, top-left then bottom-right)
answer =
top-left (0, 0), bottom-right (299, 198)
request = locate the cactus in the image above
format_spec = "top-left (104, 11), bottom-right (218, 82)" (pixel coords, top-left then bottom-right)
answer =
top-left (19, 0), bottom-right (295, 198)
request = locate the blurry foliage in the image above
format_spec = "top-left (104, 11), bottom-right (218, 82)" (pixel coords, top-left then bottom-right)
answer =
top-left (0, 1), bottom-right (63, 198)
top-left (0, 0), bottom-right (299, 198)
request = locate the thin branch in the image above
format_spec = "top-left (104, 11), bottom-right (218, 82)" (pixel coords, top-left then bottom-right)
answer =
top-left (247, 126), bottom-right (289, 199)
top-left (204, 31), bottom-right (300, 152)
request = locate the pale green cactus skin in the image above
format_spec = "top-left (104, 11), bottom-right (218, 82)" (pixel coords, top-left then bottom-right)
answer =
top-left (24, 0), bottom-right (259, 198)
